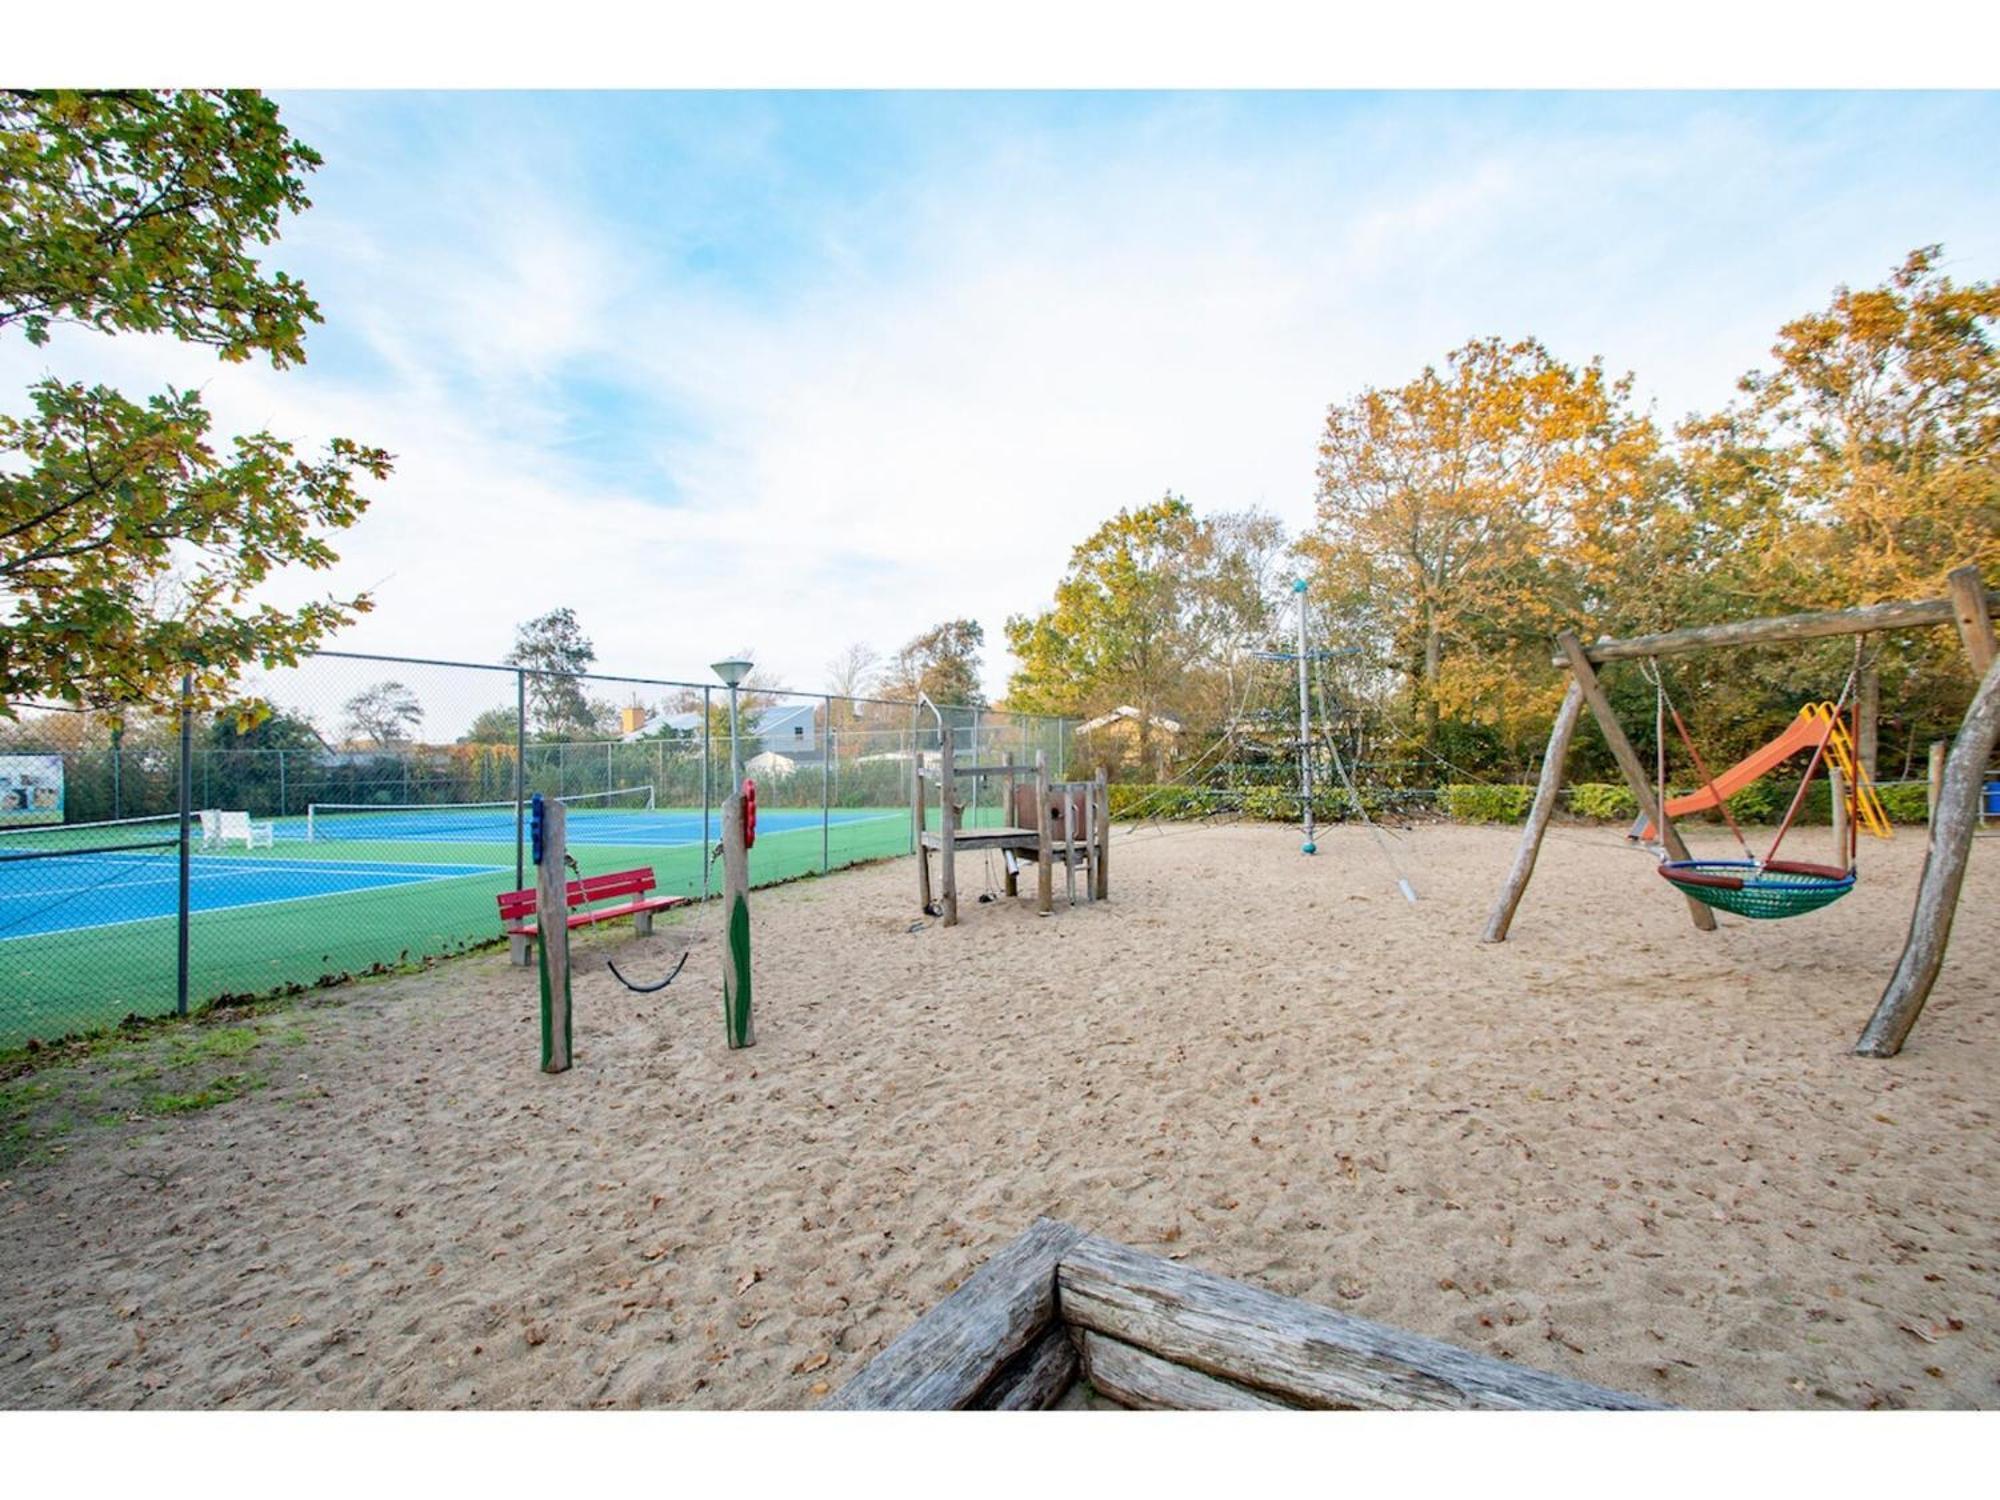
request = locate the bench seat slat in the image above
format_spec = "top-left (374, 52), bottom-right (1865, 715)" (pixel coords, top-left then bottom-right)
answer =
top-left (505, 893), bottom-right (689, 939)
top-left (497, 867), bottom-right (656, 915)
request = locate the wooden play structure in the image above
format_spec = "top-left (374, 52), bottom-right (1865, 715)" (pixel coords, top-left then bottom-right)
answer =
top-left (912, 735), bottom-right (1110, 925)
top-left (1484, 564), bottom-right (2000, 1058)
top-left (826, 1217), bottom-right (1661, 1410)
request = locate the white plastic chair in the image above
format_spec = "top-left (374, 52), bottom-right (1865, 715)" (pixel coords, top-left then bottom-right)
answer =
top-left (217, 810), bottom-right (275, 849)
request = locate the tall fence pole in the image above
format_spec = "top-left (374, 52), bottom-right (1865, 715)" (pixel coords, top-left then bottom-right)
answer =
top-left (821, 695), bottom-right (832, 874)
top-left (513, 669), bottom-right (527, 892)
top-left (176, 674), bottom-right (193, 1018)
top-left (701, 685), bottom-right (713, 902)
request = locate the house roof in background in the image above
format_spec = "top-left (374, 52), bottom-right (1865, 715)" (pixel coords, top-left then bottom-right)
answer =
top-left (1075, 705), bottom-right (1184, 737)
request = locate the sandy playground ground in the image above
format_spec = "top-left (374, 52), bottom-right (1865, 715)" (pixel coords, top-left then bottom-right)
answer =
top-left (1, 818), bottom-right (1995, 1410)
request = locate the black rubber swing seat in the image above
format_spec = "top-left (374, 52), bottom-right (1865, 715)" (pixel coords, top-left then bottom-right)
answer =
top-left (1657, 859), bottom-right (1857, 919)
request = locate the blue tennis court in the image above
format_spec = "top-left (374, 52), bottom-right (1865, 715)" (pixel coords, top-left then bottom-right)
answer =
top-left (295, 804), bottom-right (897, 847)
top-left (0, 849), bottom-right (503, 942)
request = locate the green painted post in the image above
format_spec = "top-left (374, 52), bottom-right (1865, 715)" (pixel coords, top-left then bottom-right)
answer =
top-left (722, 788), bottom-right (753, 1048)
top-left (536, 795), bottom-right (573, 1072)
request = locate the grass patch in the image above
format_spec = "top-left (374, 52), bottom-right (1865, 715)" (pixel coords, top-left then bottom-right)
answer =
top-left (164, 1026), bottom-right (263, 1068)
top-left (143, 1072), bottom-right (265, 1115)
top-left (0, 1006), bottom-right (317, 1168)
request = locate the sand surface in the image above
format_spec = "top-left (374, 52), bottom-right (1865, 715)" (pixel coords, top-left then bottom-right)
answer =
top-left (2, 819), bottom-right (1996, 1410)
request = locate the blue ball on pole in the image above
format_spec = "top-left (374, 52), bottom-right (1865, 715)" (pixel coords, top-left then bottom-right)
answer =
top-left (1302, 839), bottom-right (1317, 855)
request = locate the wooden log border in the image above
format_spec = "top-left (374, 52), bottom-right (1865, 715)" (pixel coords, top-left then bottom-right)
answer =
top-left (821, 1217), bottom-right (1083, 1410)
top-left (825, 1218), bottom-right (1664, 1411)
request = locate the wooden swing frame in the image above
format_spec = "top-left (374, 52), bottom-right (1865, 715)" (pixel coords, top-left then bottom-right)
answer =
top-left (1482, 564), bottom-right (2000, 1059)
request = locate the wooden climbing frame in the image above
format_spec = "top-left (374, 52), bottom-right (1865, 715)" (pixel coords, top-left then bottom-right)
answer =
top-left (913, 736), bottom-right (1110, 926)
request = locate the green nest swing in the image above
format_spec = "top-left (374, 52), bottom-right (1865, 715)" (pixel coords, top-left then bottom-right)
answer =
top-left (1646, 659), bottom-right (1864, 922)
top-left (1657, 858), bottom-right (1856, 920)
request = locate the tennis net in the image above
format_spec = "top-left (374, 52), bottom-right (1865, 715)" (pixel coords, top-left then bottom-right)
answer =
top-left (305, 784), bottom-right (658, 843)
top-left (0, 813), bottom-right (183, 862)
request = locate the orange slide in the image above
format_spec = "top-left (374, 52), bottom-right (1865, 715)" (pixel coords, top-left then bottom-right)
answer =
top-left (1631, 703), bottom-right (1892, 841)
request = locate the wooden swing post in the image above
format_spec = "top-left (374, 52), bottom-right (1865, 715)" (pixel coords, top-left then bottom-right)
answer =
top-left (1856, 587), bottom-right (1999, 1058)
top-left (535, 796), bottom-right (572, 1074)
top-left (1483, 677), bottom-right (1585, 944)
top-left (721, 787), bottom-right (753, 1049)
top-left (1556, 631), bottom-right (1717, 933)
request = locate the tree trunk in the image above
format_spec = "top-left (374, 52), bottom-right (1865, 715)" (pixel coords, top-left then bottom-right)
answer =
top-left (1420, 603), bottom-right (1442, 748)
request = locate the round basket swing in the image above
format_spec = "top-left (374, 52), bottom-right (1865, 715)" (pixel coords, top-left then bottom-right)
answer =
top-left (1646, 660), bottom-right (1863, 921)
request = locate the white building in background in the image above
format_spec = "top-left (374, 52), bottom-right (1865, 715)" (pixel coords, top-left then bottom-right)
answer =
top-left (618, 702), bottom-right (822, 761)
top-left (745, 750), bottom-right (800, 781)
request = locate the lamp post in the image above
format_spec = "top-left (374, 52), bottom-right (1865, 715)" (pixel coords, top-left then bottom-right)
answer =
top-left (711, 657), bottom-right (754, 790)
top-left (1294, 579), bottom-right (1315, 854)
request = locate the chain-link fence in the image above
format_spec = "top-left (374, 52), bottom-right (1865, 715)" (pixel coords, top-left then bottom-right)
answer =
top-left (0, 653), bottom-right (1071, 1049)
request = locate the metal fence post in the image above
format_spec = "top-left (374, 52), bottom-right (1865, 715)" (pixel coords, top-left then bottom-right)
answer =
top-left (513, 669), bottom-right (526, 892)
top-left (701, 685), bottom-right (712, 902)
top-left (822, 694), bottom-right (831, 874)
top-left (176, 673), bottom-right (193, 1018)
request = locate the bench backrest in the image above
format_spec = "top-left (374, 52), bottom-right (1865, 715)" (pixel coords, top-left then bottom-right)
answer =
top-left (497, 866), bottom-right (657, 921)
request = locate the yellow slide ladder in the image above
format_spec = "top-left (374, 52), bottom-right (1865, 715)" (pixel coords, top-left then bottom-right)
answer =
top-left (1800, 702), bottom-right (1893, 840)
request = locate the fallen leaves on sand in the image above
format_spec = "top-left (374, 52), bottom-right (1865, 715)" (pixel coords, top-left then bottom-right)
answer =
top-left (793, 1351), bottom-right (830, 1374)
top-left (735, 1268), bottom-right (762, 1295)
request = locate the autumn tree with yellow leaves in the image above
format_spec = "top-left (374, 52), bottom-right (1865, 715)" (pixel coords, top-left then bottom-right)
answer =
top-left (1299, 336), bottom-right (1672, 763)
top-left (1008, 248), bottom-right (1993, 789)
top-left (1005, 496), bottom-right (1286, 772)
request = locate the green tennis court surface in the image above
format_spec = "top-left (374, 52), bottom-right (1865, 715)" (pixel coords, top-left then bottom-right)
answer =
top-left (0, 806), bottom-right (916, 1049)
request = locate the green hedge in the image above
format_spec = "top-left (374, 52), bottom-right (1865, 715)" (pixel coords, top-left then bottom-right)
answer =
top-left (1109, 783), bottom-right (1216, 820)
top-left (1567, 782), bottom-right (1636, 820)
top-left (1437, 784), bottom-right (1534, 824)
top-left (1102, 775), bottom-right (1938, 829)
top-left (1877, 782), bottom-right (1930, 824)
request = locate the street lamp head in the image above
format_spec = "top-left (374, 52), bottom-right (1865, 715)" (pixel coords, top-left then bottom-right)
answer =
top-left (710, 658), bottom-right (754, 689)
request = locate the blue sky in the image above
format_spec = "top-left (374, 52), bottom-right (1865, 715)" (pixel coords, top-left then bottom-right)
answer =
top-left (8, 90), bottom-right (1998, 707)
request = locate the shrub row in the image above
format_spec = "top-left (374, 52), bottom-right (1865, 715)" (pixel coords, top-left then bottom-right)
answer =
top-left (1105, 777), bottom-right (1938, 827)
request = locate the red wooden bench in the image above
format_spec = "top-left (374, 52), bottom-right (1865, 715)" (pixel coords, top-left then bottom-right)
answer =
top-left (496, 867), bottom-right (691, 966)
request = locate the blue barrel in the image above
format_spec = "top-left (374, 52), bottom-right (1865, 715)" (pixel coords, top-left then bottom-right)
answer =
top-left (1986, 780), bottom-right (2000, 817)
